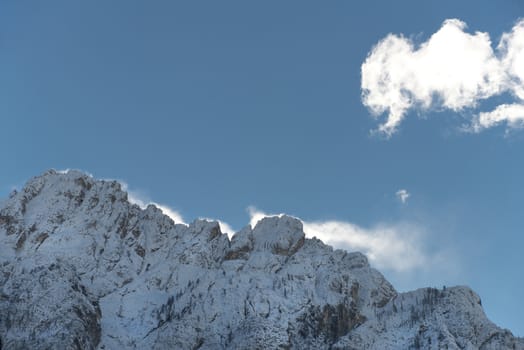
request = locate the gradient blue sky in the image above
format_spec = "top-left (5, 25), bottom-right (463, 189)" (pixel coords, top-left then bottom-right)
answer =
top-left (1, 1), bottom-right (524, 336)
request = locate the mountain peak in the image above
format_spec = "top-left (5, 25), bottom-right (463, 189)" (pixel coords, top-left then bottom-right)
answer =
top-left (0, 171), bottom-right (522, 349)
top-left (251, 215), bottom-right (305, 255)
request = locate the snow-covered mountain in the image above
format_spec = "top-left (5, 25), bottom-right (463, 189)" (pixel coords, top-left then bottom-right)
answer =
top-left (0, 170), bottom-right (522, 349)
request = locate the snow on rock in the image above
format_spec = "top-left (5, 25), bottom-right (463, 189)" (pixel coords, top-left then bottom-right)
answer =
top-left (251, 215), bottom-right (305, 256)
top-left (0, 170), bottom-right (522, 349)
top-left (0, 259), bottom-right (101, 349)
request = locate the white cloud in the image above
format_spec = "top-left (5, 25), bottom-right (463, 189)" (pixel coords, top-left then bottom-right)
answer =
top-left (247, 206), bottom-right (285, 228)
top-left (200, 217), bottom-right (236, 238)
top-left (247, 207), bottom-right (439, 273)
top-left (119, 180), bottom-right (235, 236)
top-left (304, 221), bottom-right (427, 272)
top-left (472, 103), bottom-right (524, 131)
top-left (120, 184), bottom-right (239, 241)
top-left (396, 189), bottom-right (410, 204)
top-left (58, 171), bottom-right (188, 224)
top-left (216, 220), bottom-right (236, 237)
top-left (57, 168), bottom-right (95, 177)
top-left (500, 20), bottom-right (524, 100)
top-left (121, 182), bottom-right (186, 225)
top-left (361, 18), bottom-right (524, 136)
top-left (155, 204), bottom-right (186, 225)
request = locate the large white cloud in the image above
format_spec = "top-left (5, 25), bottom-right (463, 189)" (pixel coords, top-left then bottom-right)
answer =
top-left (361, 18), bottom-right (524, 136)
top-left (247, 207), bottom-right (439, 273)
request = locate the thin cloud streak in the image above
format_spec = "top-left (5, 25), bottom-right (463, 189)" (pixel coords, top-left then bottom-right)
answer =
top-left (120, 180), bottom-right (237, 236)
top-left (121, 182), bottom-right (186, 225)
top-left (247, 207), bottom-right (442, 273)
top-left (199, 217), bottom-right (236, 238)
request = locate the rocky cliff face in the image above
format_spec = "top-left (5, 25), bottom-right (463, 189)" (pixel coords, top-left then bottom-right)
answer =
top-left (0, 170), bottom-right (522, 349)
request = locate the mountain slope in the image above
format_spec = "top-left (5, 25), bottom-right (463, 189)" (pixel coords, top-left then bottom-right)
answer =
top-left (0, 170), bottom-right (522, 349)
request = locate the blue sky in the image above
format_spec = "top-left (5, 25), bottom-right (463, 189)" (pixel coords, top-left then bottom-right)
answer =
top-left (1, 0), bottom-right (524, 336)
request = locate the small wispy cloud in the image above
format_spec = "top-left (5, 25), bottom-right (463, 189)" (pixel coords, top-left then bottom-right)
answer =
top-left (361, 18), bottom-right (524, 136)
top-left (56, 168), bottom-right (94, 177)
top-left (396, 189), bottom-right (410, 204)
top-left (121, 182), bottom-right (186, 225)
top-left (247, 207), bottom-right (443, 273)
top-left (121, 183), bottom-right (238, 237)
top-left (217, 220), bottom-right (236, 237)
top-left (119, 180), bottom-right (236, 236)
top-left (57, 170), bottom-right (187, 225)
top-left (248, 206), bottom-right (283, 228)
top-left (200, 217), bottom-right (236, 238)
top-left (155, 204), bottom-right (186, 225)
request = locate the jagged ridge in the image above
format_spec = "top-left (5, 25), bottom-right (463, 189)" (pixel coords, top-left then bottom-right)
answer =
top-left (0, 170), bottom-right (522, 349)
